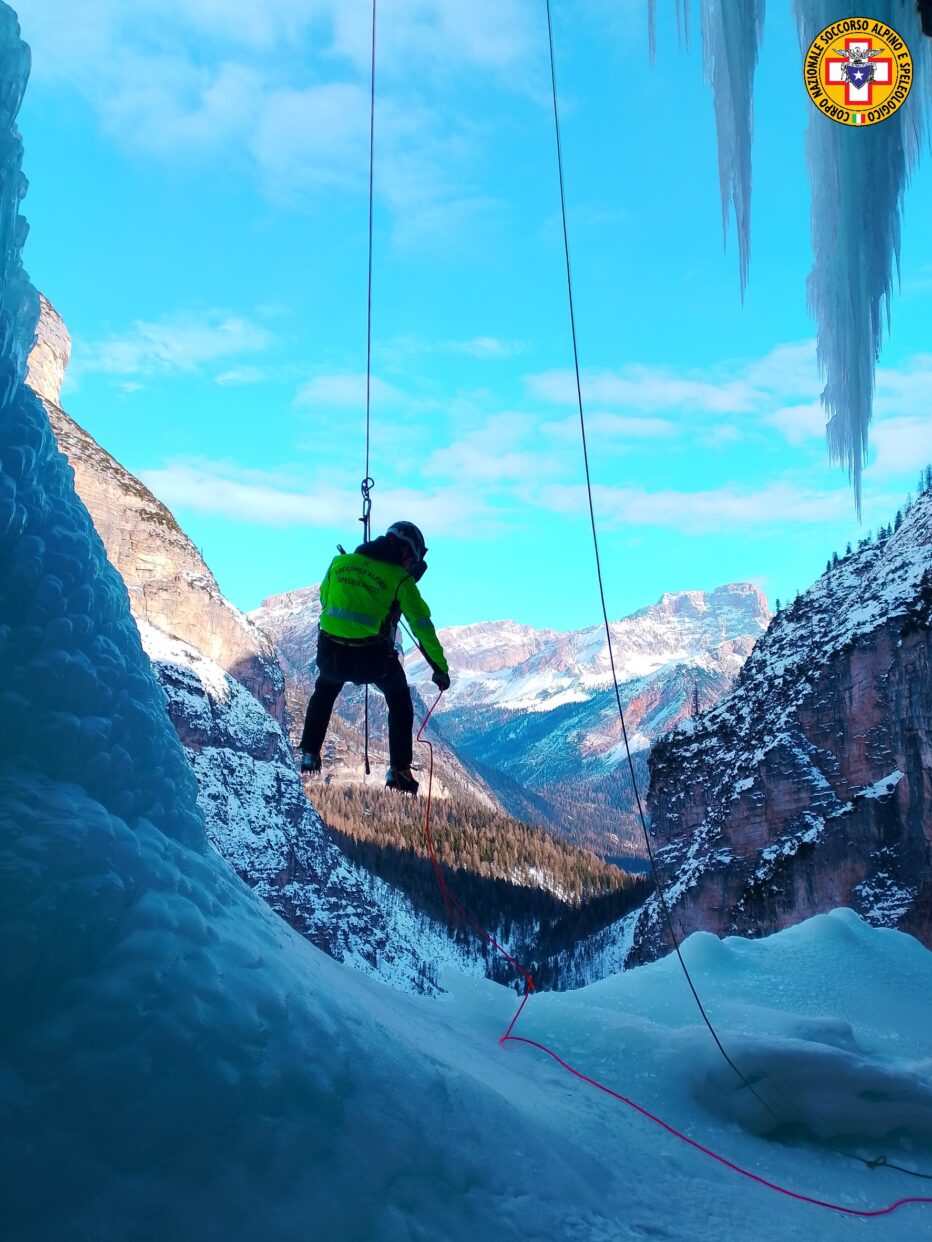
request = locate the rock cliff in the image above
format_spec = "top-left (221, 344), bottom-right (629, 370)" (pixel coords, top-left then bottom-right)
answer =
top-left (635, 497), bottom-right (932, 962)
top-left (27, 297), bottom-right (285, 725)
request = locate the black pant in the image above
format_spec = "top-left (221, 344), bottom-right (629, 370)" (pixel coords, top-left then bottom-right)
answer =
top-left (300, 631), bottom-right (414, 768)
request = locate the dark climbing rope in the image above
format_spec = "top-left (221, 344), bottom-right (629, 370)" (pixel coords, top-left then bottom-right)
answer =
top-left (542, 0), bottom-right (931, 1184)
top-left (361, 0), bottom-right (378, 776)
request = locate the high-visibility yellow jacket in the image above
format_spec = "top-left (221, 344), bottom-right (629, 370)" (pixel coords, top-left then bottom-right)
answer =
top-left (319, 551), bottom-right (449, 673)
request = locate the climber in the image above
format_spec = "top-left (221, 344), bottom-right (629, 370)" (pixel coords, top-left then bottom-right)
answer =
top-left (299, 521), bottom-right (450, 795)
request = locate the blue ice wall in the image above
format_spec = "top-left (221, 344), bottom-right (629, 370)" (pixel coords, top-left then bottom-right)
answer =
top-left (0, 7), bottom-right (204, 847)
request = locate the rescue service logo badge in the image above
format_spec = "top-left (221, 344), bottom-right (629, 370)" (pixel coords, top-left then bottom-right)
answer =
top-left (803, 17), bottom-right (913, 126)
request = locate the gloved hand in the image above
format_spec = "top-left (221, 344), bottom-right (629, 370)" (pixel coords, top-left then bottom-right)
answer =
top-left (432, 669), bottom-right (451, 692)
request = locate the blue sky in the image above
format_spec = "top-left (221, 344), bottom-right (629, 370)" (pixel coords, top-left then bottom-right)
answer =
top-left (13, 0), bottom-right (932, 633)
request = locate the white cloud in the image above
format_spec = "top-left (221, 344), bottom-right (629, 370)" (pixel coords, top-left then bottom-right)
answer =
top-left (869, 416), bottom-right (932, 480)
top-left (767, 401), bottom-right (826, 445)
top-left (17, 0), bottom-right (536, 244)
top-left (425, 412), bottom-right (558, 483)
top-left (294, 373), bottom-right (406, 408)
top-left (538, 480), bottom-right (850, 534)
top-left (744, 340), bottom-right (821, 399)
top-left (376, 335), bottom-right (525, 364)
top-left (542, 412), bottom-right (677, 443)
top-left (138, 458), bottom-right (489, 533)
top-left (447, 336), bottom-right (524, 359)
top-left (215, 366), bottom-right (268, 386)
top-left (526, 365), bottom-right (758, 414)
top-left (73, 311), bottom-right (274, 378)
top-left (874, 356), bottom-right (932, 419)
top-left (250, 83), bottom-right (371, 200)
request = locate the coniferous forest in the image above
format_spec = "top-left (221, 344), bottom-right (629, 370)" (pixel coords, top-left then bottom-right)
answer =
top-left (313, 781), bottom-right (652, 990)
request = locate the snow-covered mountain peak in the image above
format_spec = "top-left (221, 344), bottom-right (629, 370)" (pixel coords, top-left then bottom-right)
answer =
top-left (625, 581), bottom-right (769, 640)
top-left (431, 619), bottom-right (559, 674)
top-left (409, 583), bottom-right (769, 713)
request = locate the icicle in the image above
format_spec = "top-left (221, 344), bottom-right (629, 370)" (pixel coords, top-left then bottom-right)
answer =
top-left (648, 0), bottom-right (657, 62)
top-left (676, 0), bottom-right (692, 49)
top-left (699, 0), bottom-right (766, 300)
top-left (795, 0), bottom-right (931, 512)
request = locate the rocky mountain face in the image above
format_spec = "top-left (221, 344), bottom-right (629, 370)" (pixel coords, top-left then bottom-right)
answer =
top-left (402, 585), bottom-right (770, 857)
top-left (633, 497), bottom-right (932, 964)
top-left (26, 298), bottom-right (285, 726)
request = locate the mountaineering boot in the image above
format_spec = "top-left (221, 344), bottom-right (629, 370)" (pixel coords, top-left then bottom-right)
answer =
top-left (301, 750), bottom-right (322, 774)
top-left (386, 766), bottom-right (419, 795)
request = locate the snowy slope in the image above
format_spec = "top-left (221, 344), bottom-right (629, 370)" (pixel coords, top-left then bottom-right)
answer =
top-left (4, 12), bottom-right (932, 1239)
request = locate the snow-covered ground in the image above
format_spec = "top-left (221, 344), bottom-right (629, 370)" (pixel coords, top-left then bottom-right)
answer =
top-left (8, 799), bottom-right (932, 1242)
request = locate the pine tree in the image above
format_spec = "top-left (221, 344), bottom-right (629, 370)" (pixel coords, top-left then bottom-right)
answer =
top-left (894, 509), bottom-right (903, 531)
top-left (832, 550), bottom-right (840, 567)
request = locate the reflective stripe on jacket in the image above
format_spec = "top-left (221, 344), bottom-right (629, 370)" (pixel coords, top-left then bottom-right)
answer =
top-left (319, 553), bottom-right (448, 673)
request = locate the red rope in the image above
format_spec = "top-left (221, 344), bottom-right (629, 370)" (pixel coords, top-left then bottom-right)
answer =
top-left (414, 692), bottom-right (932, 1219)
top-left (416, 694), bottom-right (534, 992)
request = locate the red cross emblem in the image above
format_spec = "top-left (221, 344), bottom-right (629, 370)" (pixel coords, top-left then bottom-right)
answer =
top-left (824, 37), bottom-right (893, 106)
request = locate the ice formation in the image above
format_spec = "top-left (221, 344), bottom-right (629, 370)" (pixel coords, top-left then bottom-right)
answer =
top-left (647, 2), bottom-right (764, 295)
top-left (681, 1), bottom-right (930, 504)
top-left (794, 0), bottom-right (930, 510)
top-left (700, 0), bottom-right (766, 298)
